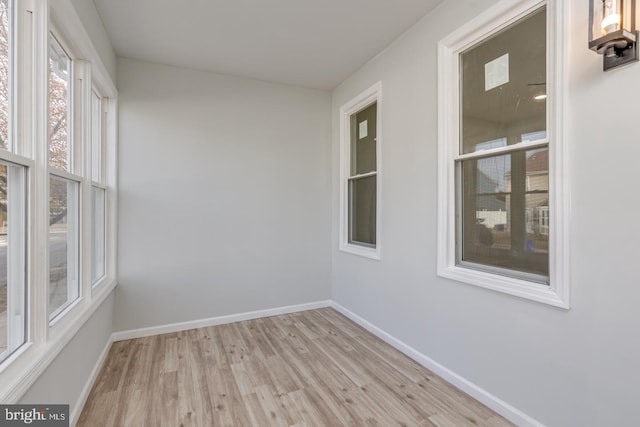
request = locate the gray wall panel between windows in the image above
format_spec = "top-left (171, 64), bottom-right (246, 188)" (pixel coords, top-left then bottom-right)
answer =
top-left (330, 0), bottom-right (640, 426)
top-left (115, 58), bottom-right (332, 332)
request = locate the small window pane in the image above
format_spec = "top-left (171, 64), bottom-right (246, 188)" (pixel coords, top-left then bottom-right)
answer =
top-left (460, 148), bottom-right (549, 278)
top-left (0, 0), bottom-right (11, 151)
top-left (91, 91), bottom-right (102, 183)
top-left (91, 186), bottom-right (105, 285)
top-left (460, 6), bottom-right (546, 154)
top-left (349, 175), bottom-right (376, 246)
top-left (49, 176), bottom-right (79, 319)
top-left (48, 34), bottom-right (71, 171)
top-left (350, 102), bottom-right (376, 176)
top-left (0, 162), bottom-right (27, 363)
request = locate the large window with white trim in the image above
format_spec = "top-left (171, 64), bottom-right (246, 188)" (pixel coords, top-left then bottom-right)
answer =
top-left (0, 0), bottom-right (118, 402)
top-left (339, 82), bottom-right (382, 260)
top-left (437, 0), bottom-right (569, 307)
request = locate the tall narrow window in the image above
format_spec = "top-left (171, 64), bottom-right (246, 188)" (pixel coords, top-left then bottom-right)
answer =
top-left (90, 90), bottom-right (106, 285)
top-left (349, 102), bottom-right (377, 246)
top-left (91, 91), bottom-right (102, 183)
top-left (459, 6), bottom-right (548, 279)
top-left (0, 162), bottom-right (27, 364)
top-left (340, 82), bottom-right (381, 259)
top-left (91, 186), bottom-right (105, 284)
top-left (0, 0), bottom-right (27, 365)
top-left (438, 0), bottom-right (569, 307)
top-left (0, 0), bottom-right (10, 152)
top-left (48, 176), bottom-right (79, 318)
top-left (48, 31), bottom-right (79, 320)
top-left (48, 34), bottom-right (71, 171)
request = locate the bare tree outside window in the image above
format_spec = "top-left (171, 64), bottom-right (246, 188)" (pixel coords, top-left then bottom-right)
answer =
top-left (48, 33), bottom-right (79, 319)
top-left (48, 34), bottom-right (70, 171)
top-left (0, 0), bottom-right (12, 361)
top-left (0, 0), bottom-right (9, 152)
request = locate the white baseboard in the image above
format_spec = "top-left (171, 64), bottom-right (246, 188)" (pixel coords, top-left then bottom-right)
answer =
top-left (111, 300), bottom-right (333, 342)
top-left (330, 301), bottom-right (544, 427)
top-left (70, 335), bottom-right (113, 427)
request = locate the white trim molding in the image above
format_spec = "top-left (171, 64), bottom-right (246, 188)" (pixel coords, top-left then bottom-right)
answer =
top-left (70, 334), bottom-right (113, 426)
top-left (0, 281), bottom-right (116, 403)
top-left (112, 300), bottom-right (333, 342)
top-left (339, 81), bottom-right (382, 260)
top-left (331, 301), bottom-right (545, 427)
top-left (436, 0), bottom-right (570, 308)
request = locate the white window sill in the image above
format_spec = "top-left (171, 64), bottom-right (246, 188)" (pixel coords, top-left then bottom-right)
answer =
top-left (437, 264), bottom-right (568, 309)
top-left (339, 243), bottom-right (381, 260)
top-left (0, 279), bottom-right (117, 403)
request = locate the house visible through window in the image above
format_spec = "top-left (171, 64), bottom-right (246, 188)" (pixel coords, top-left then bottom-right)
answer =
top-left (458, 6), bottom-right (548, 281)
top-left (438, 0), bottom-right (569, 307)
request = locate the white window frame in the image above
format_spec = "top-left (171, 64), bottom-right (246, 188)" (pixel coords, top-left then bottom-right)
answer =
top-left (436, 0), bottom-right (570, 308)
top-left (0, 0), bottom-right (33, 367)
top-left (339, 82), bottom-right (382, 260)
top-left (47, 30), bottom-right (74, 173)
top-left (47, 173), bottom-right (80, 321)
top-left (0, 0), bottom-right (118, 403)
top-left (1, 161), bottom-right (28, 365)
top-left (89, 88), bottom-right (107, 287)
top-left (47, 27), bottom-right (83, 324)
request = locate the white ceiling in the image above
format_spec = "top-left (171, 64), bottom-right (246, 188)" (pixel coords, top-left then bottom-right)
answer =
top-left (93, 0), bottom-right (445, 90)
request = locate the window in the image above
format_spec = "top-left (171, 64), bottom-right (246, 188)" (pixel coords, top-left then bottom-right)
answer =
top-left (0, 0), bottom-right (10, 151)
top-left (0, 0), bottom-right (28, 366)
top-left (339, 82), bottom-right (381, 259)
top-left (91, 90), bottom-right (102, 183)
top-left (437, 0), bottom-right (569, 307)
top-left (0, 162), bottom-right (27, 365)
top-left (0, 0), bottom-right (118, 402)
top-left (48, 176), bottom-right (79, 318)
top-left (48, 33), bottom-right (71, 171)
top-left (91, 186), bottom-right (106, 284)
top-left (91, 90), bottom-right (106, 285)
top-left (47, 31), bottom-right (81, 320)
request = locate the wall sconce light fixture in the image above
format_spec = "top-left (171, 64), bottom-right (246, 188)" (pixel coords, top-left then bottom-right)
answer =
top-left (589, 0), bottom-right (638, 70)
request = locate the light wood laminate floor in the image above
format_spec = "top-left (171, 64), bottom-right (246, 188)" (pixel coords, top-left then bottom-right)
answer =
top-left (78, 308), bottom-right (513, 427)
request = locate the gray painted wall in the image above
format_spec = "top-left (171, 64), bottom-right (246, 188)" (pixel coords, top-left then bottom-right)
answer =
top-left (331, 1), bottom-right (640, 426)
top-left (114, 58), bottom-right (332, 332)
top-left (19, 292), bottom-right (114, 412)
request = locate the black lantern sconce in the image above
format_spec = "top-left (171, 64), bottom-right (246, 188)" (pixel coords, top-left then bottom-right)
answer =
top-left (589, 0), bottom-right (639, 70)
